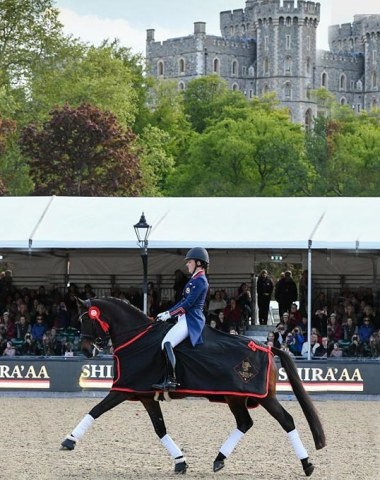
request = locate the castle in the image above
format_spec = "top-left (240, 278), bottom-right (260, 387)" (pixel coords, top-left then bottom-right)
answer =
top-left (146, 0), bottom-right (380, 125)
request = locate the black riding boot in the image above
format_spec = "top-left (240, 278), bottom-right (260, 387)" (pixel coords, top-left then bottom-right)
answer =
top-left (152, 342), bottom-right (180, 391)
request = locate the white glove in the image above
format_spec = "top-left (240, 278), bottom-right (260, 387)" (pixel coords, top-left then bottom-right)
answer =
top-left (156, 311), bottom-right (171, 322)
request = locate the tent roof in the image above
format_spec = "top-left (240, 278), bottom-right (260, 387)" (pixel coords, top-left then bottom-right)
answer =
top-left (1, 196), bottom-right (379, 251)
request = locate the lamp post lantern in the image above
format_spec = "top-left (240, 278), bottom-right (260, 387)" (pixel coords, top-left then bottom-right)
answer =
top-left (134, 212), bottom-right (152, 315)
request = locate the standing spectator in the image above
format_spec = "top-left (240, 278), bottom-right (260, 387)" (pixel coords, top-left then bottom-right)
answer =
top-left (274, 270), bottom-right (297, 317)
top-left (257, 270), bottom-right (274, 325)
top-left (236, 282), bottom-right (252, 321)
top-left (312, 307), bottom-right (328, 337)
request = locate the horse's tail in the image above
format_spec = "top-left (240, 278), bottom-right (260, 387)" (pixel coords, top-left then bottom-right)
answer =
top-left (272, 346), bottom-right (326, 450)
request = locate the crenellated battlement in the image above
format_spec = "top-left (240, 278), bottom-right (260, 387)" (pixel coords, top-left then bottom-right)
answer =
top-left (252, 0), bottom-right (320, 19)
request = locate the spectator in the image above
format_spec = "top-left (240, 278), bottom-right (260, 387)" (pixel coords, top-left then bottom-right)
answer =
top-left (314, 337), bottom-right (329, 358)
top-left (288, 303), bottom-right (302, 330)
top-left (15, 315), bottom-right (31, 340)
top-left (312, 307), bottom-right (328, 337)
top-left (257, 270), bottom-right (274, 325)
top-left (208, 290), bottom-right (227, 322)
top-left (236, 282), bottom-right (252, 321)
top-left (266, 331), bottom-right (276, 347)
top-left (358, 317), bottom-right (375, 353)
top-left (330, 343), bottom-right (343, 358)
top-left (223, 298), bottom-right (242, 333)
top-left (274, 270), bottom-right (297, 317)
top-left (301, 333), bottom-right (320, 358)
top-left (2, 340), bottom-right (16, 356)
top-left (273, 323), bottom-right (287, 348)
top-left (1, 311), bottom-right (16, 340)
top-left (53, 302), bottom-right (71, 329)
top-left (80, 283), bottom-right (96, 300)
top-left (216, 311), bottom-right (230, 333)
top-left (327, 314), bottom-right (343, 342)
top-left (31, 315), bottom-right (48, 343)
top-left (343, 317), bottom-right (358, 341)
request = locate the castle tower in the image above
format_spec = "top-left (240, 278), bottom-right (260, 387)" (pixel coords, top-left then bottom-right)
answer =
top-left (253, 0), bottom-right (320, 124)
top-left (360, 15), bottom-right (380, 111)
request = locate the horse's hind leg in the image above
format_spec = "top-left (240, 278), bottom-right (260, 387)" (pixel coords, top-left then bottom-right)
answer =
top-left (213, 397), bottom-right (253, 473)
top-left (61, 390), bottom-right (128, 451)
top-left (140, 397), bottom-right (188, 474)
top-left (259, 396), bottom-right (314, 477)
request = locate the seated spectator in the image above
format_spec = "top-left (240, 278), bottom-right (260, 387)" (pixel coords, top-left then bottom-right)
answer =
top-left (31, 315), bottom-right (48, 343)
top-left (330, 342), bottom-right (343, 358)
top-left (2, 340), bottom-right (16, 356)
top-left (266, 331), bottom-right (276, 347)
top-left (312, 307), bottom-right (328, 337)
top-left (53, 302), bottom-right (71, 329)
top-left (21, 333), bottom-right (36, 355)
top-left (1, 311), bottom-right (16, 340)
top-left (327, 314), bottom-right (343, 341)
top-left (217, 311), bottom-right (230, 333)
top-left (369, 330), bottom-right (380, 358)
top-left (208, 290), bottom-right (227, 321)
top-left (288, 303), bottom-right (302, 330)
top-left (273, 323), bottom-right (287, 347)
top-left (301, 333), bottom-right (320, 358)
top-left (343, 317), bottom-right (358, 341)
top-left (357, 316), bottom-right (375, 354)
top-left (15, 315), bottom-right (31, 340)
top-left (209, 319), bottom-right (218, 329)
top-left (314, 337), bottom-right (329, 358)
top-left (223, 298), bottom-right (242, 333)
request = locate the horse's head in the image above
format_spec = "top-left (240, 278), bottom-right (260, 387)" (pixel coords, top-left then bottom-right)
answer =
top-left (77, 296), bottom-right (151, 358)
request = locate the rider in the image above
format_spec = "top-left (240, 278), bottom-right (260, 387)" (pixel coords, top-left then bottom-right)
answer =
top-left (152, 247), bottom-right (209, 391)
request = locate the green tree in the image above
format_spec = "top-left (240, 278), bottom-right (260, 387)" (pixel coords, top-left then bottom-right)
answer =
top-left (167, 103), bottom-right (311, 196)
top-left (29, 42), bottom-right (142, 128)
top-left (20, 103), bottom-right (142, 196)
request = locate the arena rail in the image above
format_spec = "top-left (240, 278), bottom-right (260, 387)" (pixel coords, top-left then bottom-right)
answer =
top-left (0, 357), bottom-right (379, 395)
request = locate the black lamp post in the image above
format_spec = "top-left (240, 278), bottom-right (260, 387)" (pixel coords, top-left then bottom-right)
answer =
top-left (134, 212), bottom-right (152, 315)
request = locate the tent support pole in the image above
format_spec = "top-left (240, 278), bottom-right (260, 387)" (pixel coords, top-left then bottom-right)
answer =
top-left (307, 240), bottom-right (312, 361)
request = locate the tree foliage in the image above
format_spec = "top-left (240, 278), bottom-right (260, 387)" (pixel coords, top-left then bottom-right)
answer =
top-left (20, 103), bottom-right (142, 196)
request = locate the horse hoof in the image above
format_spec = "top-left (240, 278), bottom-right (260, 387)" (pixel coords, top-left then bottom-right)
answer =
top-left (213, 460), bottom-right (225, 472)
top-left (174, 461), bottom-right (188, 474)
top-left (303, 462), bottom-right (314, 477)
top-left (60, 438), bottom-right (76, 451)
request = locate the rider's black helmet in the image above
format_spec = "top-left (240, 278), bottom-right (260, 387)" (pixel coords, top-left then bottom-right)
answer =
top-left (185, 247), bottom-right (209, 268)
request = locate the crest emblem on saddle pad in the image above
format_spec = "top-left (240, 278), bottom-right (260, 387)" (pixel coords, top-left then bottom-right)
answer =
top-left (234, 358), bottom-right (259, 384)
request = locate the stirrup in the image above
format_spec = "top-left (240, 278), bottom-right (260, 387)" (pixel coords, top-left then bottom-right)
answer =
top-left (152, 377), bottom-right (179, 391)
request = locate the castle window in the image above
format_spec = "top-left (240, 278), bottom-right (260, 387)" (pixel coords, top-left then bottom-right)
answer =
top-left (248, 65), bottom-right (255, 77)
top-left (249, 89), bottom-right (254, 98)
top-left (213, 58), bottom-right (220, 74)
top-left (356, 80), bottom-right (363, 91)
top-left (231, 60), bottom-right (238, 76)
top-left (242, 66), bottom-right (247, 76)
top-left (242, 24), bottom-right (246, 35)
top-left (338, 40), bottom-right (342, 51)
top-left (339, 74), bottom-right (346, 91)
top-left (373, 51), bottom-right (377, 64)
top-left (372, 71), bottom-right (377, 89)
top-left (372, 98), bottom-right (378, 109)
top-left (286, 17), bottom-right (291, 26)
top-left (230, 26), bottom-right (234, 36)
top-left (232, 83), bottom-right (239, 91)
top-left (321, 72), bottom-right (328, 87)
top-left (279, 17), bottom-right (284, 26)
top-left (285, 56), bottom-right (292, 74)
top-left (263, 84), bottom-right (270, 94)
top-left (306, 85), bottom-right (311, 99)
top-left (264, 35), bottom-right (269, 50)
top-left (306, 57), bottom-right (311, 74)
top-left (284, 82), bottom-right (291, 99)
top-left (307, 36), bottom-right (311, 50)
top-left (157, 61), bottom-right (164, 76)
top-left (340, 97), bottom-right (347, 105)
top-left (286, 35), bottom-right (291, 50)
top-left (179, 58), bottom-right (185, 74)
top-left (264, 57), bottom-right (269, 75)
top-left (178, 82), bottom-right (185, 91)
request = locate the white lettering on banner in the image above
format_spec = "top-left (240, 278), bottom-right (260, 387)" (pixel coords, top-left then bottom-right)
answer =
top-left (81, 364), bottom-right (113, 379)
top-left (277, 366), bottom-right (364, 392)
top-left (0, 364), bottom-right (50, 389)
top-left (0, 364), bottom-right (50, 379)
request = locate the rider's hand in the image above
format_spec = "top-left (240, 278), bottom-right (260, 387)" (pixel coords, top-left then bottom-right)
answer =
top-left (156, 311), bottom-right (171, 322)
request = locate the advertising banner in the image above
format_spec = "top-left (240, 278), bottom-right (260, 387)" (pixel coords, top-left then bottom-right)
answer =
top-left (0, 358), bottom-right (378, 395)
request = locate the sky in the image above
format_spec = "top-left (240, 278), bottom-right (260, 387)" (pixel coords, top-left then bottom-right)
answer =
top-left (54, 0), bottom-right (380, 54)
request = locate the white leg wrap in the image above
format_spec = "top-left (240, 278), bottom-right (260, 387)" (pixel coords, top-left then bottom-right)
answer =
top-left (287, 429), bottom-right (308, 460)
top-left (160, 434), bottom-right (183, 459)
top-left (220, 428), bottom-right (245, 458)
top-left (71, 414), bottom-right (94, 441)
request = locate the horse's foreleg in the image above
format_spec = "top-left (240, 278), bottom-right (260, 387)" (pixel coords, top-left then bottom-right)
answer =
top-left (259, 396), bottom-right (314, 477)
top-left (213, 397), bottom-right (253, 473)
top-left (140, 397), bottom-right (188, 474)
top-left (61, 390), bottom-right (129, 451)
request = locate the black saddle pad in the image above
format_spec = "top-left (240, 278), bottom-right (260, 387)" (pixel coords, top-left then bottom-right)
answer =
top-left (112, 323), bottom-right (272, 400)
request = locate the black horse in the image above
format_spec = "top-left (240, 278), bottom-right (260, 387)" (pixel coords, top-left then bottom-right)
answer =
top-left (61, 297), bottom-right (326, 476)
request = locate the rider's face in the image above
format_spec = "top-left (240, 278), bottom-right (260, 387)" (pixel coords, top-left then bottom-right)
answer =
top-left (186, 259), bottom-right (196, 273)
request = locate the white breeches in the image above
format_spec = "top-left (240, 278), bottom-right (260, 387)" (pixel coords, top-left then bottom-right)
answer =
top-left (161, 315), bottom-right (189, 349)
